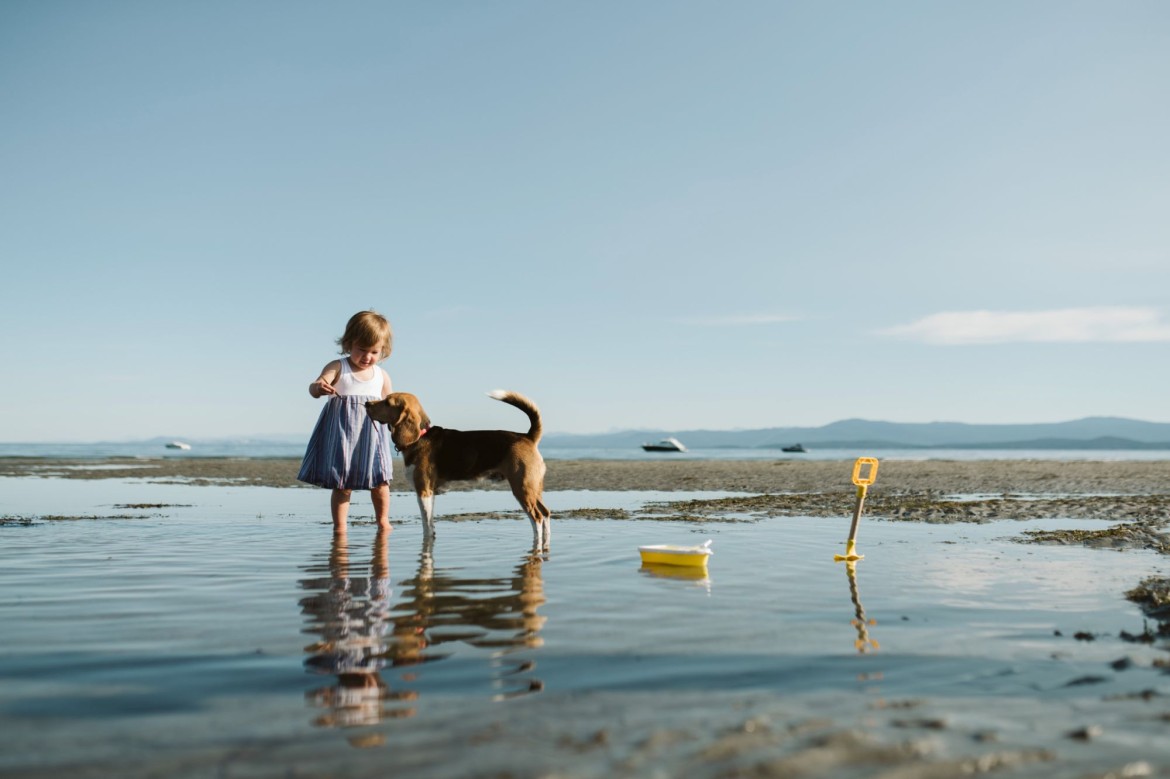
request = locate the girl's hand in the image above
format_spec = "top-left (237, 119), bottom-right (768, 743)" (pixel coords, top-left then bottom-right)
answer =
top-left (310, 379), bottom-right (337, 398)
top-left (309, 360), bottom-right (343, 398)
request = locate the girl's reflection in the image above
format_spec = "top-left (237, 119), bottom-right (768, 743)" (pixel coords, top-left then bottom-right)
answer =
top-left (300, 529), bottom-right (418, 729)
top-left (300, 531), bottom-right (547, 735)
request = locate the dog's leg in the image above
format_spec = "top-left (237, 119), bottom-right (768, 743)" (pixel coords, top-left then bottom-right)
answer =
top-left (509, 483), bottom-right (542, 549)
top-left (538, 501), bottom-right (552, 550)
top-left (510, 469), bottom-right (551, 550)
top-left (417, 493), bottom-right (436, 537)
top-left (519, 496), bottom-right (550, 551)
top-left (536, 517), bottom-right (550, 550)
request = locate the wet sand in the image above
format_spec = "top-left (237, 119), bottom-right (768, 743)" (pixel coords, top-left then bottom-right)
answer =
top-left (4, 457), bottom-right (1168, 525)
top-left (3, 455), bottom-right (1169, 493)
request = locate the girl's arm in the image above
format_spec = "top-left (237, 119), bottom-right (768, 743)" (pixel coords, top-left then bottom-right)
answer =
top-left (380, 368), bottom-right (393, 399)
top-left (309, 360), bottom-right (342, 398)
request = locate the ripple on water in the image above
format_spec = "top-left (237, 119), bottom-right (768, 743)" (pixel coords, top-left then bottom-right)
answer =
top-left (0, 483), bottom-right (1167, 778)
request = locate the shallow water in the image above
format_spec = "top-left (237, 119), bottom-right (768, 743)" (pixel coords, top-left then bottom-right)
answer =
top-left (2, 477), bottom-right (1168, 778)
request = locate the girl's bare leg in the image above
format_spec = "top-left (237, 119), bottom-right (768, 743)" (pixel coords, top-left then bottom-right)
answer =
top-left (331, 488), bottom-right (352, 530)
top-left (372, 483), bottom-right (391, 529)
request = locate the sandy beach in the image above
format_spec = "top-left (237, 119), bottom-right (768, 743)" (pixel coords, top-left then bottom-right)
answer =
top-left (4, 455), bottom-right (1169, 493)
top-left (4, 457), bottom-right (1168, 527)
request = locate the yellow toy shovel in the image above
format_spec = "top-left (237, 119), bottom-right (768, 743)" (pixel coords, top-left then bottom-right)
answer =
top-left (834, 457), bottom-right (879, 562)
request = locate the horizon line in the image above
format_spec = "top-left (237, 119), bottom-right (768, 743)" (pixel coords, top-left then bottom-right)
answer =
top-left (3, 414), bottom-right (1169, 446)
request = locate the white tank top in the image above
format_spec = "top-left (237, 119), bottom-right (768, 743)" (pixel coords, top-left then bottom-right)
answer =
top-left (334, 359), bottom-right (386, 397)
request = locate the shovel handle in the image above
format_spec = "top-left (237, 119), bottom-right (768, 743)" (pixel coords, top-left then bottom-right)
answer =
top-left (852, 457), bottom-right (879, 486)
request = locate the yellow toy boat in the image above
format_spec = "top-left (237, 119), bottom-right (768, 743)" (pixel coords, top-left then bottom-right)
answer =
top-left (638, 539), bottom-right (713, 568)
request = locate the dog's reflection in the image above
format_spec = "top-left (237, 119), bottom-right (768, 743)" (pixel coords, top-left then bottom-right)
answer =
top-left (300, 530), bottom-right (547, 734)
top-left (390, 536), bottom-right (547, 700)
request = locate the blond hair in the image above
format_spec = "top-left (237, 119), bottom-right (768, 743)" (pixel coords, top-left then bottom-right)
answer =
top-left (337, 310), bottom-right (393, 360)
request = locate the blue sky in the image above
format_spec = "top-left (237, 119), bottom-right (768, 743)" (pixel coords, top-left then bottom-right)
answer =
top-left (2, 1), bottom-right (1168, 442)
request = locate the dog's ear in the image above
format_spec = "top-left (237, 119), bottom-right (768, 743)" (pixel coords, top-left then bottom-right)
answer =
top-left (390, 398), bottom-right (429, 448)
top-left (394, 409), bottom-right (423, 447)
top-left (385, 397), bottom-right (406, 425)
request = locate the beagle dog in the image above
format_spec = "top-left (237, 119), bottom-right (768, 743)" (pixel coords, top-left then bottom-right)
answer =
top-left (365, 390), bottom-right (552, 549)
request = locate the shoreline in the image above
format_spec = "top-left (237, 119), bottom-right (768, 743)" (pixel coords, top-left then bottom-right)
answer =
top-left (1, 456), bottom-right (1167, 493)
top-left (2, 457), bottom-right (1168, 529)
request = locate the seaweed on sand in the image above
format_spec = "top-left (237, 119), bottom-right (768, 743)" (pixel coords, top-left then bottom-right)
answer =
top-left (1018, 523), bottom-right (1170, 554)
top-left (0, 513), bottom-right (150, 525)
top-left (1126, 577), bottom-right (1170, 622)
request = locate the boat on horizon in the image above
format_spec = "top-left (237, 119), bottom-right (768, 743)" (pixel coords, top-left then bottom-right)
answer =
top-left (782, 443), bottom-right (807, 453)
top-left (165, 441), bottom-right (192, 450)
top-left (642, 437), bottom-right (687, 453)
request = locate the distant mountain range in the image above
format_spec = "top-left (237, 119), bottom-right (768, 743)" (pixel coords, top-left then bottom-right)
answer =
top-left (91, 417), bottom-right (1170, 452)
top-left (542, 417), bottom-right (1170, 450)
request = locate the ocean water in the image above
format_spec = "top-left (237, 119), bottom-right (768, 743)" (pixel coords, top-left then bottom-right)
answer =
top-left (2, 476), bottom-right (1169, 777)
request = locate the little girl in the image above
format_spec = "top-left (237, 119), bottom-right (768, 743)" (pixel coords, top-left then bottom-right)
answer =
top-left (298, 310), bottom-right (395, 531)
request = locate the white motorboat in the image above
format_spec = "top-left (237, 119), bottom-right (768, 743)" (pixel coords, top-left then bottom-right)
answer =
top-left (165, 441), bottom-right (192, 450)
top-left (641, 437), bottom-right (687, 452)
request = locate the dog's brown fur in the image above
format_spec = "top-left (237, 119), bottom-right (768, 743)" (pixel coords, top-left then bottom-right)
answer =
top-left (365, 390), bottom-right (552, 548)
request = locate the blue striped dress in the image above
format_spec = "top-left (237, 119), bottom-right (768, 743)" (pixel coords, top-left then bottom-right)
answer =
top-left (297, 362), bottom-right (393, 490)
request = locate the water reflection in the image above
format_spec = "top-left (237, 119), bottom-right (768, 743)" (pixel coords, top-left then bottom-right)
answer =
top-left (842, 560), bottom-right (879, 654)
top-left (299, 531), bottom-right (547, 737)
top-left (299, 530), bottom-right (417, 730)
top-left (391, 536), bottom-right (547, 701)
top-left (639, 562), bottom-right (712, 593)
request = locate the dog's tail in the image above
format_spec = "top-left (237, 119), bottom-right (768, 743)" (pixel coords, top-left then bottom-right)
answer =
top-left (487, 390), bottom-right (542, 443)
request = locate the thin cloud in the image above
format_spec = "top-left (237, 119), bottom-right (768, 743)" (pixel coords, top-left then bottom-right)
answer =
top-left (682, 313), bottom-right (801, 327)
top-left (878, 306), bottom-right (1170, 344)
